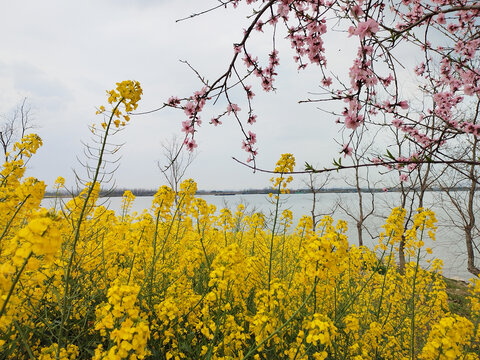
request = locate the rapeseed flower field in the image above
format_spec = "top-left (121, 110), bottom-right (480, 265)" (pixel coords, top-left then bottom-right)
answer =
top-left (0, 81), bottom-right (479, 359)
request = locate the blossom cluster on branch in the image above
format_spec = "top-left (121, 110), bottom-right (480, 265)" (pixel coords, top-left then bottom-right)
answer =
top-left (165, 0), bottom-right (480, 177)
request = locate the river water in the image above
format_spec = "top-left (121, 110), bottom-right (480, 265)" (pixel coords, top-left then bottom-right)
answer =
top-left (44, 191), bottom-right (476, 281)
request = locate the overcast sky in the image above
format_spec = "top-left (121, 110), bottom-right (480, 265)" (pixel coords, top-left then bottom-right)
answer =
top-left (1, 0), bottom-right (377, 191)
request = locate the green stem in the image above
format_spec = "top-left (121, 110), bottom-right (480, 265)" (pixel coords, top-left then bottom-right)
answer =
top-left (199, 226), bottom-right (211, 271)
top-left (0, 251), bottom-right (32, 318)
top-left (376, 245), bottom-right (394, 321)
top-left (242, 278), bottom-right (319, 360)
top-left (410, 246), bottom-right (422, 359)
top-left (13, 320), bottom-right (34, 360)
top-left (335, 248), bottom-right (387, 322)
top-left (149, 208), bottom-right (162, 308)
top-left (0, 194), bottom-right (30, 242)
top-left (138, 192), bottom-right (187, 299)
top-left (57, 98), bottom-right (123, 356)
top-left (268, 181), bottom-right (283, 293)
top-left (127, 227), bottom-right (145, 285)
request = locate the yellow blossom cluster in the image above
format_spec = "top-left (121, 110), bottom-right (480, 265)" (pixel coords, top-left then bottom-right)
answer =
top-left (37, 344), bottom-right (79, 360)
top-left (96, 80), bottom-right (143, 129)
top-left (12, 133), bottom-right (43, 159)
top-left (420, 315), bottom-right (475, 359)
top-left (270, 153), bottom-right (295, 197)
top-left (94, 280), bottom-right (150, 359)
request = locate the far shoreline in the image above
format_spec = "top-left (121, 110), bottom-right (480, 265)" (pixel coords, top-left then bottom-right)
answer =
top-left (44, 186), bottom-right (476, 198)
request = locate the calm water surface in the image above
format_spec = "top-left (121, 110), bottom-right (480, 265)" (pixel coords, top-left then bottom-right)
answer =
top-left (44, 192), bottom-right (474, 281)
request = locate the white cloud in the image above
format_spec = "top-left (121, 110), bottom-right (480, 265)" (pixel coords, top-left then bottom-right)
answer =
top-left (10, 62), bottom-right (72, 101)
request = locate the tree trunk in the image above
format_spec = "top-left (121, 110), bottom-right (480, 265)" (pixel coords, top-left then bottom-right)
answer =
top-left (466, 231), bottom-right (480, 276)
top-left (466, 138), bottom-right (479, 276)
top-left (357, 221), bottom-right (363, 247)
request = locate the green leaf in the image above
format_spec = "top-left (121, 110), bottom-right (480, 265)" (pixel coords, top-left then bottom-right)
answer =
top-left (386, 149), bottom-right (395, 160)
top-left (333, 157), bottom-right (343, 171)
top-left (305, 162), bottom-right (315, 172)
